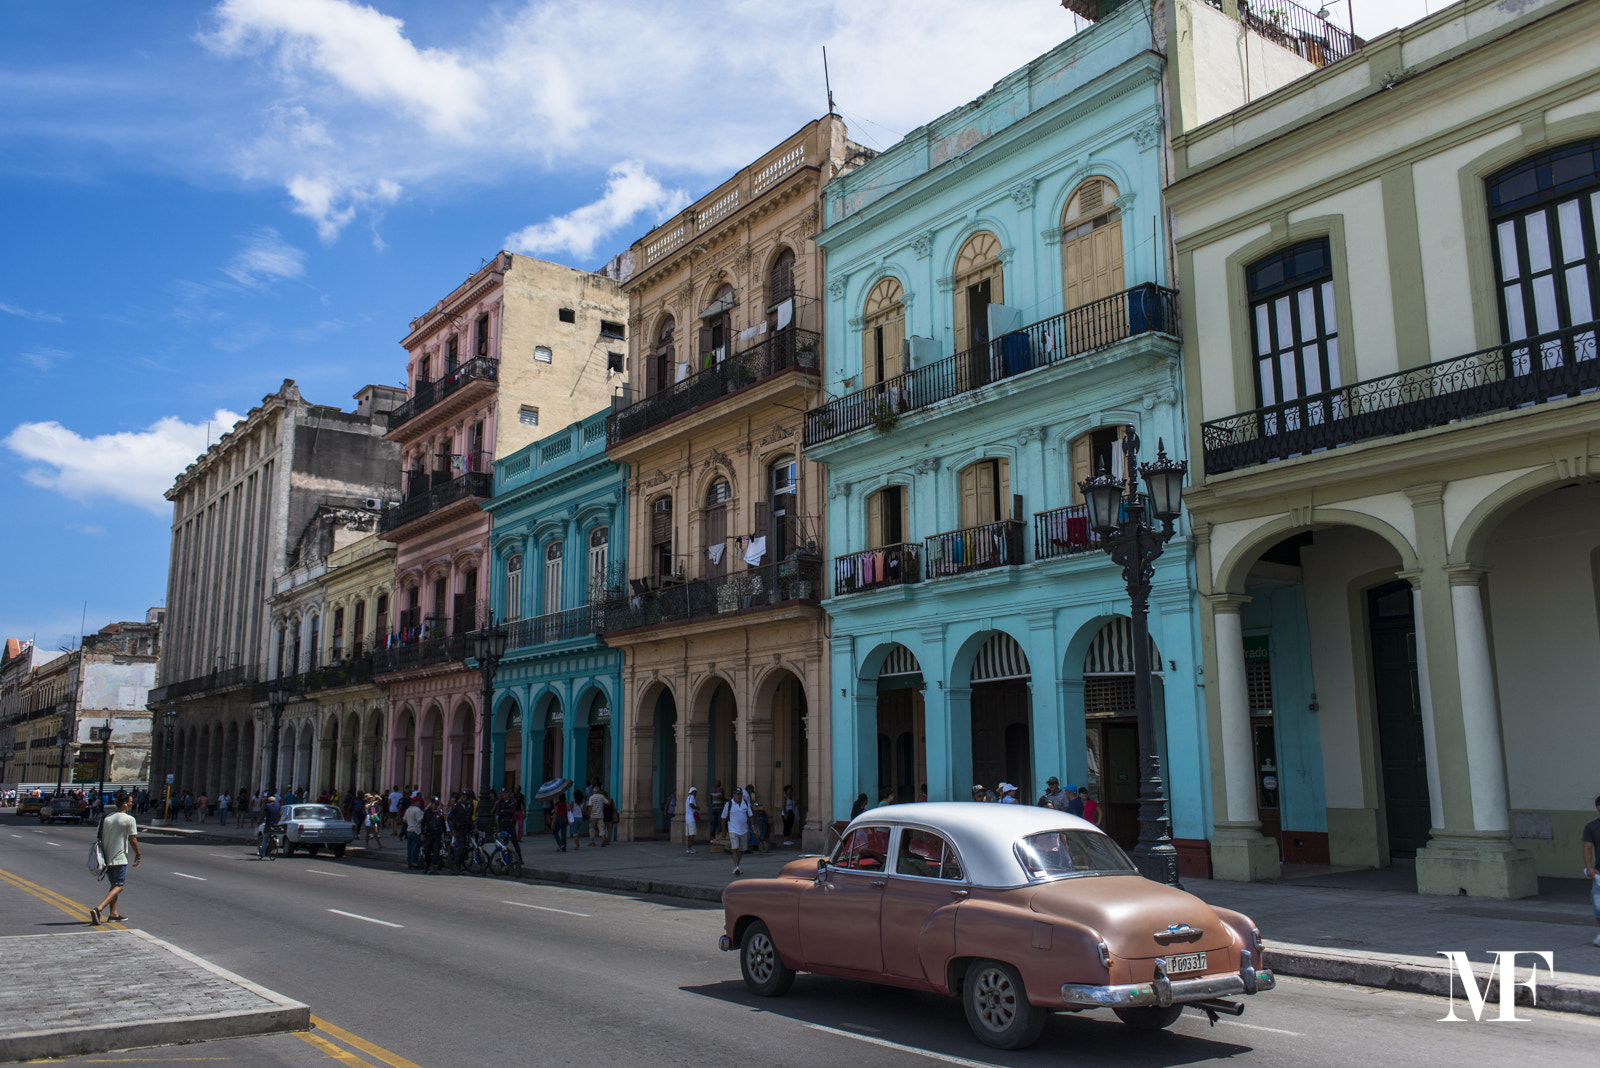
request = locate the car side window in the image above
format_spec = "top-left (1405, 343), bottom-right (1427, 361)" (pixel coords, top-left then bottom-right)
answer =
top-left (833, 825), bottom-right (891, 871)
top-left (895, 828), bottom-right (964, 881)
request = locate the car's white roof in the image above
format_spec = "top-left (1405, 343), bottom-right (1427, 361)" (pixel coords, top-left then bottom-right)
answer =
top-left (841, 801), bottom-right (1105, 888)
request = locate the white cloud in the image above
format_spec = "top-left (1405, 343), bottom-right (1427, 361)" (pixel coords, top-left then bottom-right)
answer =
top-left (4, 409), bottom-right (243, 514)
top-left (286, 174), bottom-right (400, 242)
top-left (67, 523), bottom-right (107, 536)
top-left (506, 161), bottom-right (688, 261)
top-left (18, 347), bottom-right (71, 372)
top-left (0, 301), bottom-right (64, 323)
top-left (223, 227), bottom-right (308, 285)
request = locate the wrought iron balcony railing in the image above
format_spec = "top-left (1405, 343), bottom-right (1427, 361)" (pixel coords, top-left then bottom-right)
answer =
top-left (606, 557), bottom-right (822, 632)
top-left (386, 357), bottom-right (499, 431)
top-left (1201, 321), bottom-right (1600, 475)
top-left (248, 657), bottom-right (375, 703)
top-left (148, 666), bottom-right (256, 706)
top-left (1232, 0), bottom-right (1362, 69)
top-left (925, 520), bottom-right (1025, 579)
top-left (608, 328), bottom-right (820, 445)
top-left (380, 469), bottom-right (493, 534)
top-left (505, 604), bottom-right (605, 649)
top-left (833, 543), bottom-right (921, 597)
top-left (1033, 495), bottom-right (1146, 561)
top-left (805, 285), bottom-right (1177, 447)
top-left (372, 634), bottom-right (470, 675)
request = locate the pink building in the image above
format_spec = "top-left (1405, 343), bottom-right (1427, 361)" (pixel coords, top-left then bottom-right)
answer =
top-left (376, 252), bottom-right (626, 798)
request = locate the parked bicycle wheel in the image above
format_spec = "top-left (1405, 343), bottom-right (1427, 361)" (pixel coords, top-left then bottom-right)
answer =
top-left (488, 850), bottom-right (508, 877)
top-left (463, 843), bottom-right (486, 876)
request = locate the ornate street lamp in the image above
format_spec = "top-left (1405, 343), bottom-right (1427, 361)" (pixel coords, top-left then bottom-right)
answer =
top-left (1080, 427), bottom-right (1189, 888)
top-left (162, 706), bottom-right (178, 822)
top-left (470, 618), bottom-right (509, 832)
top-left (94, 721), bottom-right (113, 807)
top-left (267, 686), bottom-right (293, 797)
top-left (53, 727), bottom-right (72, 798)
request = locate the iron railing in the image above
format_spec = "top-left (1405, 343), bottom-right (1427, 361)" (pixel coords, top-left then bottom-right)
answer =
top-left (608, 328), bottom-right (821, 445)
top-left (1202, 321), bottom-right (1600, 475)
top-left (248, 657), bottom-right (375, 703)
top-left (372, 634), bottom-right (470, 675)
top-left (925, 521), bottom-right (1025, 579)
top-left (386, 357), bottom-right (499, 430)
top-left (1033, 495), bottom-right (1148, 561)
top-left (606, 557), bottom-right (822, 631)
top-left (805, 285), bottom-right (1177, 447)
top-left (148, 666), bottom-right (256, 706)
top-left (833, 543), bottom-right (921, 596)
top-left (1238, 0), bottom-right (1362, 68)
top-left (505, 604), bottom-right (605, 649)
top-left (380, 470), bottom-right (492, 534)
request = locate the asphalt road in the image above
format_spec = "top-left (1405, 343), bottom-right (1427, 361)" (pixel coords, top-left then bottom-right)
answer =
top-left (3, 813), bottom-right (1597, 1068)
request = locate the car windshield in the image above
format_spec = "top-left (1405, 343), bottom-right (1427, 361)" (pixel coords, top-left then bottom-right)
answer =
top-left (290, 805), bottom-right (341, 821)
top-left (1014, 830), bottom-right (1137, 880)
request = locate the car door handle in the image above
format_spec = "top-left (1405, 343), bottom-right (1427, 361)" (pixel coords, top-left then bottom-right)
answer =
top-left (950, 889), bottom-right (969, 900)
top-left (870, 880), bottom-right (886, 888)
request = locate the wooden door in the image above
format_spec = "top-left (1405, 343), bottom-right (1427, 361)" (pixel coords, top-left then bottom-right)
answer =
top-left (706, 502), bottom-right (728, 579)
top-left (1369, 582), bottom-right (1432, 858)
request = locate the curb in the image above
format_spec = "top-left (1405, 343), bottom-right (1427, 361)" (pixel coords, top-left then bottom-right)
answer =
top-left (0, 930), bottom-right (309, 1064)
top-left (1265, 942), bottom-right (1600, 1017)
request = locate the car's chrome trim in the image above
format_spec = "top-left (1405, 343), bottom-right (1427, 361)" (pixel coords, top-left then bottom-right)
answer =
top-left (1060, 969), bottom-right (1275, 1008)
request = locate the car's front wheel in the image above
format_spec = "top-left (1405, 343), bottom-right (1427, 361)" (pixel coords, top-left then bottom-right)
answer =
top-left (739, 920), bottom-right (795, 997)
top-left (1113, 1005), bottom-right (1184, 1031)
top-left (962, 959), bottom-right (1046, 1050)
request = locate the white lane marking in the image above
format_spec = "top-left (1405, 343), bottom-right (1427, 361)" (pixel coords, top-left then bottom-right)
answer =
top-left (10, 835), bottom-right (21, 839)
top-left (173, 872), bottom-right (206, 881)
top-left (503, 901), bottom-right (590, 917)
top-left (46, 842), bottom-right (61, 848)
top-left (328, 908), bottom-right (402, 928)
top-left (209, 853), bottom-right (237, 859)
top-left (307, 869), bottom-right (347, 878)
top-left (840, 1022), bottom-right (881, 1033)
top-left (1220, 1020), bottom-right (1303, 1036)
top-left (802, 1023), bottom-right (1004, 1068)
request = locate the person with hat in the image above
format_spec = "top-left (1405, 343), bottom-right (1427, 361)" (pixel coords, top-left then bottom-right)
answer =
top-left (998, 783), bottom-right (1019, 804)
top-left (1039, 777), bottom-right (1068, 810)
top-left (971, 784), bottom-right (990, 802)
top-left (1063, 783), bottom-right (1086, 818)
top-left (256, 794), bottom-right (281, 859)
top-left (684, 785), bottom-right (700, 854)
top-left (1078, 785), bottom-right (1100, 826)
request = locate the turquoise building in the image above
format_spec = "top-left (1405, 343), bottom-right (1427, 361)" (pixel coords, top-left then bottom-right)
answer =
top-left (806, 4), bottom-right (1215, 870)
top-left (484, 410), bottom-right (626, 802)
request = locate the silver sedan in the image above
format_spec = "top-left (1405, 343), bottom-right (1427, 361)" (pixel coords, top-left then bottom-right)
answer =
top-left (281, 804), bottom-right (357, 857)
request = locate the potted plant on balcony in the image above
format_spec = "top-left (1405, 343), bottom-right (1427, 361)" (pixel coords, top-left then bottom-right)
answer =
top-left (796, 338), bottom-right (818, 368)
top-left (868, 398), bottom-right (899, 435)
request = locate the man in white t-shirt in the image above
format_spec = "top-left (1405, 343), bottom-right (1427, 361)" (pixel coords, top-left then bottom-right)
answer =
top-left (92, 795), bottom-right (140, 925)
top-left (387, 787), bottom-right (403, 830)
top-left (723, 787), bottom-right (754, 877)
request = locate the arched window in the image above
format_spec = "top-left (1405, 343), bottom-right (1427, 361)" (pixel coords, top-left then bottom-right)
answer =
top-left (352, 600), bottom-right (366, 657)
top-left (867, 485), bottom-right (909, 548)
top-left (331, 606), bottom-right (345, 661)
top-left (769, 456), bottom-right (798, 559)
top-left (952, 231), bottom-right (1004, 355)
top-left (649, 317), bottom-right (676, 397)
top-left (769, 248), bottom-right (796, 308)
top-left (543, 542), bottom-right (563, 616)
top-left (698, 284), bottom-right (736, 369)
top-left (1060, 178), bottom-right (1124, 312)
top-left (505, 554), bottom-right (523, 621)
top-left (651, 497), bottom-right (674, 580)
top-left (587, 527), bottom-right (609, 603)
top-left (705, 478), bottom-right (732, 578)
top-left (307, 615), bottom-right (319, 670)
top-left (958, 458), bottom-right (1011, 528)
top-left (1068, 426), bottom-right (1132, 504)
top-left (861, 278), bottom-right (905, 388)
top-left (1487, 139), bottom-right (1600, 346)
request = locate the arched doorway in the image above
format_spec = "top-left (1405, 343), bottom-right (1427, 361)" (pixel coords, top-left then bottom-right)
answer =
top-left (453, 702), bottom-right (477, 798)
top-left (704, 679), bottom-right (737, 811)
top-left (761, 669), bottom-right (809, 841)
top-left (874, 645), bottom-right (924, 804)
top-left (585, 692), bottom-right (611, 793)
top-left (1082, 618), bottom-right (1162, 849)
top-left (542, 698), bottom-right (564, 784)
top-left (969, 633), bottom-right (1031, 802)
top-left (420, 706), bottom-right (443, 796)
top-left (650, 686), bottom-right (677, 835)
top-left (502, 702), bottom-right (522, 792)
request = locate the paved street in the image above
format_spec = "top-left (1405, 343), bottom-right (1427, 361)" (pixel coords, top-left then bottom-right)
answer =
top-left (3, 814), bottom-right (1597, 1067)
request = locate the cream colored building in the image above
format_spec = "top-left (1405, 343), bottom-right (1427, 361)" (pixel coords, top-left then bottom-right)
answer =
top-left (606, 117), bottom-right (874, 849)
top-left (1168, 0), bottom-right (1600, 896)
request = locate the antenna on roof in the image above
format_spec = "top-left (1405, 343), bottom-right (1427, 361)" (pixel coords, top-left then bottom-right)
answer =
top-left (822, 46), bottom-right (836, 116)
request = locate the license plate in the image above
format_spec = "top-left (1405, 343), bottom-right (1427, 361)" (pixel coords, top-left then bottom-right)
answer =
top-left (1167, 952), bottom-right (1207, 974)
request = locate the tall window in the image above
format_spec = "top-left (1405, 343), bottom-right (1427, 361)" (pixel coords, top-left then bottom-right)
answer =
top-left (705, 478), bottom-right (731, 578)
top-left (1488, 140), bottom-right (1600, 358)
top-left (432, 576), bottom-right (448, 633)
top-left (959, 459), bottom-right (1010, 528)
top-left (291, 621), bottom-right (302, 674)
top-left (770, 457), bottom-right (797, 559)
top-left (331, 606), bottom-right (345, 660)
top-left (446, 335), bottom-right (459, 374)
top-left (505, 554), bottom-right (523, 621)
top-left (376, 593), bottom-right (390, 638)
top-left (652, 497), bottom-right (674, 579)
top-left (952, 231), bottom-right (1004, 354)
top-left (768, 248), bottom-right (796, 337)
top-left (861, 278), bottom-right (905, 388)
top-left (1248, 239), bottom-right (1340, 413)
top-left (1069, 426), bottom-right (1131, 503)
top-left (460, 570), bottom-right (478, 632)
top-left (352, 600), bottom-right (366, 657)
top-left (867, 486), bottom-right (908, 547)
top-left (587, 527), bottom-right (609, 603)
top-left (475, 313), bottom-right (491, 358)
top-left (649, 318), bottom-right (675, 397)
top-left (1060, 177), bottom-right (1124, 311)
top-left (544, 542), bottom-right (563, 616)
top-left (307, 615), bottom-right (320, 670)
top-left (698, 285), bottom-right (735, 369)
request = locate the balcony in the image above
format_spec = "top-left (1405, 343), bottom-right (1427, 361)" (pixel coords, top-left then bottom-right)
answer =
top-left (248, 657), bottom-right (375, 703)
top-left (1201, 321), bottom-right (1600, 475)
top-left (608, 328), bottom-right (820, 445)
top-left (805, 285), bottom-right (1178, 447)
top-left (1033, 495), bottom-right (1146, 561)
top-left (380, 454), bottom-right (493, 535)
top-left (832, 544), bottom-right (921, 597)
top-left (1230, 0), bottom-right (1362, 69)
top-left (925, 521), bottom-right (1025, 579)
top-left (372, 634), bottom-right (470, 676)
top-left (606, 557), bottom-right (822, 633)
top-left (148, 666), bottom-right (256, 706)
top-left (505, 604), bottom-right (605, 649)
top-left (385, 357), bottom-right (499, 432)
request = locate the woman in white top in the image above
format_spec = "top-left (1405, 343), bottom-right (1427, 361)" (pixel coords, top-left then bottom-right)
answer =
top-left (684, 786), bottom-right (699, 854)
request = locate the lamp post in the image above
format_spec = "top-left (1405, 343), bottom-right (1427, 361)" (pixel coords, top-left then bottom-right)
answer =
top-left (162, 707), bottom-right (177, 823)
top-left (267, 686), bottom-right (292, 797)
top-left (94, 721), bottom-right (113, 807)
top-left (53, 727), bottom-right (72, 799)
top-left (470, 618), bottom-right (509, 832)
top-left (1080, 427), bottom-right (1189, 887)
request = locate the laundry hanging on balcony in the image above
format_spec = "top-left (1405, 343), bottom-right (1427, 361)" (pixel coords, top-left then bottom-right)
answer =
top-left (708, 544), bottom-right (725, 565)
top-left (744, 536), bottom-right (766, 566)
top-left (775, 297), bottom-right (794, 331)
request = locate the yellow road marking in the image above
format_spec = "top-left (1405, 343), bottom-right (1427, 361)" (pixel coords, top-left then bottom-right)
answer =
top-left (0, 866), bottom-right (126, 929)
top-left (296, 1029), bottom-right (378, 1065)
top-left (310, 1017), bottom-right (425, 1068)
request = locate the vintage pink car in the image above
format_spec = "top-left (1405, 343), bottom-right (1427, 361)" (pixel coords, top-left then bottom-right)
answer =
top-left (720, 803), bottom-right (1274, 1049)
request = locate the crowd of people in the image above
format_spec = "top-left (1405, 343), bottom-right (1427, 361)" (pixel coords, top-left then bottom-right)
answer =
top-left (843, 776), bottom-right (1104, 825)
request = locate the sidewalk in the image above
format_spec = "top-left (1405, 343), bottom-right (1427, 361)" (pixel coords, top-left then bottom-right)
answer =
top-left (139, 819), bottom-right (1600, 1015)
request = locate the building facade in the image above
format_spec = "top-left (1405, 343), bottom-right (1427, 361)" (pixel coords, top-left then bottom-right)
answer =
top-left (378, 252), bottom-right (625, 800)
top-left (484, 410), bottom-right (627, 810)
top-left (153, 380), bottom-right (402, 801)
top-left (1168, 0), bottom-right (1596, 895)
top-left (607, 117), bottom-right (874, 848)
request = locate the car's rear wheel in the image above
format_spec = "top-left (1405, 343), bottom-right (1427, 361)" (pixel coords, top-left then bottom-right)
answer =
top-left (739, 920), bottom-right (794, 997)
top-left (1113, 1005), bottom-right (1184, 1031)
top-left (331, 844), bottom-right (346, 858)
top-left (284, 842), bottom-right (296, 856)
top-left (307, 844), bottom-right (323, 856)
top-left (962, 959), bottom-right (1046, 1050)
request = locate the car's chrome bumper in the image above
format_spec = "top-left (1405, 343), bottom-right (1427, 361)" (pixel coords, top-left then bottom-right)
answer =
top-left (1062, 955), bottom-right (1275, 1009)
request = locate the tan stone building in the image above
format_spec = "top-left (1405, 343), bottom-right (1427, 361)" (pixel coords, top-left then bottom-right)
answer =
top-left (606, 117), bottom-right (874, 849)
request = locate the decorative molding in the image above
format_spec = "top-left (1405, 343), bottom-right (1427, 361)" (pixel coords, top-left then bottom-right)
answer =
top-left (700, 447), bottom-right (733, 473)
top-left (936, 275), bottom-right (957, 293)
top-left (758, 423), bottom-right (794, 447)
top-left (567, 503), bottom-right (578, 517)
top-left (911, 231), bottom-right (934, 259)
top-left (641, 468), bottom-right (671, 489)
top-left (1113, 192), bottom-right (1138, 214)
top-left (731, 247), bottom-right (753, 274)
top-left (793, 205), bottom-right (820, 240)
top-left (847, 316), bottom-right (864, 330)
top-left (912, 456), bottom-right (941, 475)
top-left (1131, 118), bottom-right (1163, 149)
top-left (828, 480), bottom-right (852, 500)
top-left (1008, 180), bottom-right (1036, 209)
top-left (1016, 426), bottom-right (1047, 447)
top-left (827, 276), bottom-right (848, 301)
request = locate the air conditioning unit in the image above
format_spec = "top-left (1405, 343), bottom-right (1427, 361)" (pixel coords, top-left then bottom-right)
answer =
top-left (363, 497), bottom-right (382, 510)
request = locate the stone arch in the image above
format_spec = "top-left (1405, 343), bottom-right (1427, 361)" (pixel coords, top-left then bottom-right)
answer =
top-left (1451, 462), bottom-right (1593, 565)
top-left (1213, 509), bottom-right (1419, 596)
top-left (862, 275), bottom-right (905, 319)
top-left (688, 671), bottom-right (738, 727)
top-left (1044, 159), bottom-right (1137, 227)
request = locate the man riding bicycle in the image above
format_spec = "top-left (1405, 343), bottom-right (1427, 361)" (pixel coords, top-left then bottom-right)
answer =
top-left (256, 794), bottom-right (282, 858)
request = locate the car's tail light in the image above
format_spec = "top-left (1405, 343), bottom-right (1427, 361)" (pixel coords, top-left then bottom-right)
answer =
top-left (1097, 941), bottom-right (1112, 970)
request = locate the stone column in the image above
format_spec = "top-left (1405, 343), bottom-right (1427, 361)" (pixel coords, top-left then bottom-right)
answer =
top-left (1208, 593), bottom-right (1279, 881)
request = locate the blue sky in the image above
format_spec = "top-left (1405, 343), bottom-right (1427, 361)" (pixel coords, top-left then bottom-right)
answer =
top-left (0, 0), bottom-right (1431, 652)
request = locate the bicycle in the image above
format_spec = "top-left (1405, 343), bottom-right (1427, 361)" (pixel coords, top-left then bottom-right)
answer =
top-left (461, 831), bottom-right (491, 876)
top-left (259, 823), bottom-right (286, 861)
top-left (487, 830), bottom-right (523, 879)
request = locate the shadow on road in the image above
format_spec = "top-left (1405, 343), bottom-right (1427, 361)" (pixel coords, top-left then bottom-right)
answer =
top-left (682, 975), bottom-right (1252, 1066)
